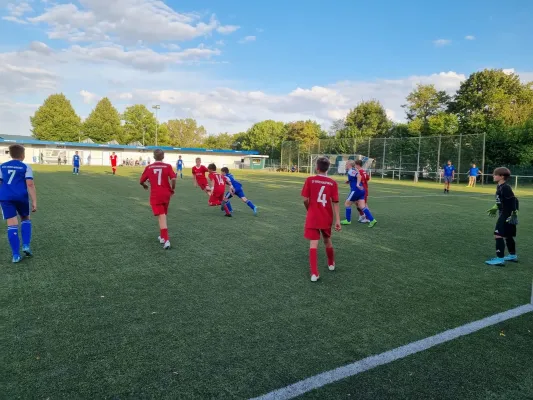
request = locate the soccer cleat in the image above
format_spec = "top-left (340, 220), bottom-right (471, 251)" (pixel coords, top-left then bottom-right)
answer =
top-left (311, 274), bottom-right (320, 282)
top-left (12, 255), bottom-right (22, 263)
top-left (368, 220), bottom-right (377, 228)
top-left (485, 257), bottom-right (505, 266)
top-left (503, 254), bottom-right (518, 262)
top-left (253, 206), bottom-right (258, 216)
top-left (163, 240), bottom-right (171, 250)
top-left (225, 213), bottom-right (233, 217)
top-left (157, 236), bottom-right (165, 244)
top-left (340, 219), bottom-right (351, 225)
top-left (22, 246), bottom-right (33, 257)
top-left (328, 265), bottom-right (335, 271)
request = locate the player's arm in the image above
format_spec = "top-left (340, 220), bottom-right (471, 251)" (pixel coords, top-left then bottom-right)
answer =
top-left (301, 179), bottom-right (310, 210)
top-left (139, 169), bottom-right (149, 190)
top-left (25, 166), bottom-right (37, 212)
top-left (169, 166), bottom-right (177, 193)
top-left (332, 184), bottom-right (341, 231)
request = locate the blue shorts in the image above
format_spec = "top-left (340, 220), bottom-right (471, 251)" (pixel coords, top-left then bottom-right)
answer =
top-left (74, 164), bottom-right (80, 168)
top-left (347, 189), bottom-right (365, 202)
top-left (177, 167), bottom-right (183, 171)
top-left (0, 200), bottom-right (30, 220)
top-left (226, 188), bottom-right (246, 199)
top-left (444, 175), bottom-right (452, 183)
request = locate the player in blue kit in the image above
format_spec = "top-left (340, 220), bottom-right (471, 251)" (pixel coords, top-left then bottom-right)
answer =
top-left (72, 151), bottom-right (81, 175)
top-left (176, 155), bottom-right (184, 179)
top-left (443, 160), bottom-right (455, 193)
top-left (340, 160), bottom-right (376, 227)
top-left (0, 145), bottom-right (37, 263)
top-left (220, 167), bottom-right (257, 215)
top-left (467, 163), bottom-right (480, 187)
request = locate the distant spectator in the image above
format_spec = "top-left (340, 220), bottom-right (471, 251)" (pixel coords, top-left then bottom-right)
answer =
top-left (58, 156), bottom-right (61, 165)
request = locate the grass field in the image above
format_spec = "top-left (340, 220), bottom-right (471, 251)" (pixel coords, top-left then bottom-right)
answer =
top-left (1, 165), bottom-right (532, 399)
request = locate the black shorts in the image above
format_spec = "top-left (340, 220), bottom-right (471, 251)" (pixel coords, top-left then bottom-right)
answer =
top-left (494, 215), bottom-right (516, 237)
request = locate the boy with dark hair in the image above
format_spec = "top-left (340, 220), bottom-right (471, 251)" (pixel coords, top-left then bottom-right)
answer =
top-left (140, 149), bottom-right (177, 250)
top-left (73, 151), bottom-right (81, 175)
top-left (0, 144), bottom-right (37, 263)
top-left (176, 155), bottom-right (184, 179)
top-left (207, 164), bottom-right (231, 217)
top-left (220, 167), bottom-right (257, 215)
top-left (442, 160), bottom-right (455, 193)
top-left (354, 159), bottom-right (370, 223)
top-left (301, 157), bottom-right (341, 282)
top-left (485, 167), bottom-right (518, 266)
top-left (341, 160), bottom-right (377, 228)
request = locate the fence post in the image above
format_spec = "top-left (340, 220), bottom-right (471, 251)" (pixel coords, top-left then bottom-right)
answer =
top-left (367, 138), bottom-right (371, 158)
top-left (481, 132), bottom-right (486, 186)
top-left (515, 175), bottom-right (518, 190)
top-left (382, 138), bottom-right (386, 179)
top-left (457, 132), bottom-right (463, 184)
top-left (399, 150), bottom-right (402, 180)
top-left (297, 147), bottom-right (300, 172)
top-left (436, 135), bottom-right (441, 182)
top-left (416, 135), bottom-right (421, 182)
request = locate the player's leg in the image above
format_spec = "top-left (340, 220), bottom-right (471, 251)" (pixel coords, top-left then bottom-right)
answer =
top-left (1, 202), bottom-right (22, 262)
top-left (158, 212), bottom-right (170, 249)
top-left (222, 192), bottom-right (233, 213)
top-left (305, 228), bottom-right (320, 281)
top-left (323, 232), bottom-right (335, 271)
top-left (341, 194), bottom-right (355, 225)
top-left (357, 198), bottom-right (377, 227)
top-left (504, 222), bottom-right (518, 262)
top-left (220, 192), bottom-right (231, 216)
top-left (359, 193), bottom-right (370, 223)
top-left (18, 201), bottom-right (32, 256)
top-left (486, 217), bottom-right (507, 265)
top-left (238, 190), bottom-right (257, 215)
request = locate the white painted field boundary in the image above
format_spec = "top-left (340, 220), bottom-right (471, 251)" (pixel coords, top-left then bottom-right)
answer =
top-left (370, 193), bottom-right (492, 199)
top-left (251, 303), bottom-right (533, 400)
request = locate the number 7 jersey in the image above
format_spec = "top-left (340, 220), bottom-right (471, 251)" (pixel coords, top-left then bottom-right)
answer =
top-left (140, 161), bottom-right (176, 201)
top-left (301, 175), bottom-right (339, 229)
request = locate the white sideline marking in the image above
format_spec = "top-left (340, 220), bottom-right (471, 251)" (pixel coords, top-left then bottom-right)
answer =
top-left (371, 193), bottom-right (491, 199)
top-left (251, 304), bottom-right (533, 400)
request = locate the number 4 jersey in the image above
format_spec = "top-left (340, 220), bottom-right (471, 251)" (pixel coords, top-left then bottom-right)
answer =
top-left (301, 175), bottom-right (339, 230)
top-left (140, 162), bottom-right (177, 203)
top-left (0, 160), bottom-right (33, 202)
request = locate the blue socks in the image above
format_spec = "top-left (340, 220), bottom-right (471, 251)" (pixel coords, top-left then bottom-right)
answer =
top-left (362, 207), bottom-right (374, 222)
top-left (345, 207), bottom-right (352, 222)
top-left (7, 226), bottom-right (20, 257)
top-left (246, 200), bottom-right (255, 210)
top-left (21, 220), bottom-right (32, 247)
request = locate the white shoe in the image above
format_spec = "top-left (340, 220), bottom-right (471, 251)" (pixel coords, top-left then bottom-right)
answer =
top-left (163, 240), bottom-right (171, 250)
top-left (362, 219), bottom-right (369, 223)
top-left (311, 274), bottom-right (320, 282)
top-left (328, 265), bottom-right (335, 271)
top-left (158, 236), bottom-right (165, 244)
top-left (358, 216), bottom-right (366, 222)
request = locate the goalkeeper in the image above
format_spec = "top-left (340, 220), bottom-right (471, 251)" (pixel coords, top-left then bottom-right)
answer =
top-left (485, 167), bottom-right (519, 266)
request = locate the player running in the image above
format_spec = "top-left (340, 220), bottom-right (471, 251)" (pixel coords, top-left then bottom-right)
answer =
top-left (207, 164), bottom-right (232, 217)
top-left (192, 157), bottom-right (210, 194)
top-left (0, 145), bottom-right (37, 263)
top-left (220, 167), bottom-right (257, 215)
top-left (140, 149), bottom-right (177, 250)
top-left (341, 160), bottom-right (377, 227)
top-left (110, 152), bottom-right (118, 175)
top-left (176, 156), bottom-right (184, 179)
top-left (443, 160), bottom-right (455, 193)
top-left (301, 157), bottom-right (341, 282)
top-left (72, 151), bottom-right (81, 175)
top-left (355, 159), bottom-right (370, 223)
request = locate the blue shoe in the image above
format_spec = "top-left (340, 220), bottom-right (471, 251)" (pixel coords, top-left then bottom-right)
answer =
top-left (12, 255), bottom-right (22, 263)
top-left (253, 206), bottom-right (258, 216)
top-left (503, 254), bottom-right (518, 262)
top-left (485, 257), bottom-right (505, 266)
top-left (23, 246), bottom-right (33, 257)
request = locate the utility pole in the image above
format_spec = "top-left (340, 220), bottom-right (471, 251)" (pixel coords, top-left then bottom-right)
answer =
top-left (152, 105), bottom-right (160, 146)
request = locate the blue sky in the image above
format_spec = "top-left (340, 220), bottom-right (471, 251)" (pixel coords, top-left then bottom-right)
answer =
top-left (0, 0), bottom-right (531, 136)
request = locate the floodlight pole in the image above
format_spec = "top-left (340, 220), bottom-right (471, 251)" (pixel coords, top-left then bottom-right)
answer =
top-left (481, 132), bottom-right (486, 186)
top-left (152, 105), bottom-right (160, 146)
top-left (416, 134), bottom-right (421, 182)
top-left (457, 132), bottom-right (463, 184)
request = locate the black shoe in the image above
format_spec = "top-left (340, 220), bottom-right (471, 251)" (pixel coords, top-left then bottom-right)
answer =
top-left (225, 214), bottom-right (232, 217)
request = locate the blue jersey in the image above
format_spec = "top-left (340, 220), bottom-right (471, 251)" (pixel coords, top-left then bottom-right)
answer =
top-left (224, 173), bottom-right (242, 191)
top-left (469, 167), bottom-right (479, 177)
top-left (443, 165), bottom-right (455, 177)
top-left (347, 168), bottom-right (364, 192)
top-left (73, 155), bottom-right (81, 167)
top-left (0, 160), bottom-right (33, 201)
top-left (177, 159), bottom-right (183, 169)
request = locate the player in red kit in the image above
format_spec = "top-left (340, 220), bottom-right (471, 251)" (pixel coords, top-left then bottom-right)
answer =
top-left (140, 149), bottom-right (177, 249)
top-left (110, 152), bottom-right (118, 175)
top-left (301, 157), bottom-right (341, 282)
top-left (355, 159), bottom-right (370, 222)
top-left (192, 157), bottom-right (210, 194)
top-left (207, 163), bottom-right (232, 217)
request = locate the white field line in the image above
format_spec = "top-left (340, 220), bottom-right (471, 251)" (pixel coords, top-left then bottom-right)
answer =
top-left (370, 193), bottom-right (492, 199)
top-left (250, 303), bottom-right (533, 400)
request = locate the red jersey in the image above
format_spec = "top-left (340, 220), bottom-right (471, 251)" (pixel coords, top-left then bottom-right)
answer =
top-left (301, 175), bottom-right (339, 230)
top-left (140, 162), bottom-right (176, 202)
top-left (110, 154), bottom-right (118, 166)
top-left (192, 165), bottom-right (208, 184)
top-left (357, 168), bottom-right (369, 191)
top-left (209, 172), bottom-right (226, 194)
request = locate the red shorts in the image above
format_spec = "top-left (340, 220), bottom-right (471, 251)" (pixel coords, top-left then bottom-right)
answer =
top-left (208, 190), bottom-right (225, 206)
top-left (197, 180), bottom-right (208, 190)
top-left (151, 202), bottom-right (169, 216)
top-left (304, 228), bottom-right (332, 240)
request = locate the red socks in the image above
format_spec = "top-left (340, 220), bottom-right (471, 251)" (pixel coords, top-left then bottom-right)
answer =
top-left (223, 204), bottom-right (231, 215)
top-left (357, 208), bottom-right (364, 216)
top-left (326, 247), bottom-right (335, 266)
top-left (309, 248), bottom-right (318, 277)
top-left (160, 228), bottom-right (169, 241)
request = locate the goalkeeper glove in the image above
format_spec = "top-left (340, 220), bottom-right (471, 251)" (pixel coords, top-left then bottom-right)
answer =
top-left (486, 205), bottom-right (498, 217)
top-left (506, 210), bottom-right (518, 225)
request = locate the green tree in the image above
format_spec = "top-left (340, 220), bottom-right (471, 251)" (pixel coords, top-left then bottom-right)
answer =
top-left (345, 100), bottom-right (391, 137)
top-left (241, 120), bottom-right (287, 158)
top-left (163, 118), bottom-right (207, 147)
top-left (427, 112), bottom-right (459, 136)
top-left (31, 93), bottom-right (81, 141)
top-left (121, 105), bottom-right (157, 145)
top-left (403, 84), bottom-right (450, 122)
top-left (285, 120), bottom-right (325, 144)
top-left (82, 97), bottom-right (122, 143)
top-left (156, 122), bottom-right (171, 146)
top-left (203, 133), bottom-right (238, 149)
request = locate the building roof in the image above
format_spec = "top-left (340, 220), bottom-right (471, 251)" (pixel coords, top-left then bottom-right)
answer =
top-left (0, 134), bottom-right (259, 155)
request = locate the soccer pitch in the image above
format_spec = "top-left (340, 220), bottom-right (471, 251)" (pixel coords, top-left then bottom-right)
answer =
top-left (2, 166), bottom-right (532, 399)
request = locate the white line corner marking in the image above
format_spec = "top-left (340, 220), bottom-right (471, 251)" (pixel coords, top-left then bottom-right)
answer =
top-left (251, 304), bottom-right (533, 400)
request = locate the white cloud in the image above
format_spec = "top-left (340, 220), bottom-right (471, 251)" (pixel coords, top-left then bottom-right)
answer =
top-left (2, 15), bottom-right (28, 24)
top-left (29, 41), bottom-right (53, 55)
top-left (161, 43), bottom-right (181, 50)
top-left (433, 39), bottom-right (451, 47)
top-left (465, 35), bottom-right (476, 40)
top-left (7, 1), bottom-right (33, 17)
top-left (80, 90), bottom-right (100, 104)
top-left (239, 36), bottom-right (256, 44)
top-left (217, 25), bottom-right (239, 34)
